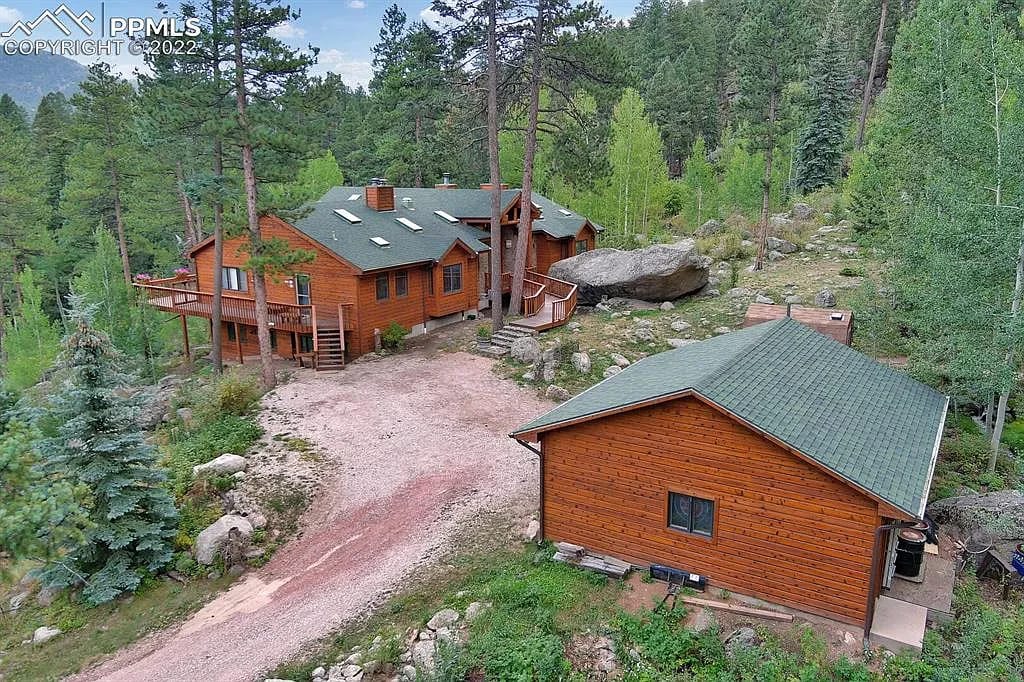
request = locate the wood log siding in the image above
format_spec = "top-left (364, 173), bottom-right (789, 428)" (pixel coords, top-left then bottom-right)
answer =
top-left (539, 396), bottom-right (881, 625)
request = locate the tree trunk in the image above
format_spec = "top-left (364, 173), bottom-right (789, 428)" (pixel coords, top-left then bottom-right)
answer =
top-left (989, 225), bottom-right (1024, 470)
top-left (754, 89), bottom-right (778, 272)
top-left (110, 162), bottom-right (132, 284)
top-left (233, 0), bottom-right (275, 390)
top-left (509, 0), bottom-right (545, 315)
top-left (985, 393), bottom-right (995, 436)
top-left (486, 0), bottom-right (504, 333)
top-left (855, 0), bottom-right (888, 150)
top-left (174, 160), bottom-right (200, 248)
top-left (211, 138), bottom-right (226, 375)
top-left (414, 114), bottom-right (423, 188)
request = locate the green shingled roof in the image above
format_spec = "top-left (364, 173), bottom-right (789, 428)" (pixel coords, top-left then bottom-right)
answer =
top-left (530, 194), bottom-right (603, 239)
top-left (512, 318), bottom-right (948, 518)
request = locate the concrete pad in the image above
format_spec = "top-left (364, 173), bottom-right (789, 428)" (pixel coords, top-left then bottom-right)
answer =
top-left (871, 596), bottom-right (927, 654)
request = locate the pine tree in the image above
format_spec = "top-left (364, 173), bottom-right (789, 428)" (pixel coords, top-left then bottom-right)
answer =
top-left (32, 92), bottom-right (74, 235)
top-left (0, 94), bottom-right (27, 130)
top-left (679, 137), bottom-right (719, 228)
top-left (37, 301), bottom-right (177, 605)
top-left (794, 4), bottom-right (853, 193)
top-left (61, 64), bottom-right (140, 285)
top-left (731, 0), bottom-right (811, 269)
top-left (0, 420), bottom-right (86, 571)
top-left (2, 268), bottom-right (61, 392)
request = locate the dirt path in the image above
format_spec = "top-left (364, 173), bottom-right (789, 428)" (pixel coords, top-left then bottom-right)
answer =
top-left (71, 349), bottom-right (550, 682)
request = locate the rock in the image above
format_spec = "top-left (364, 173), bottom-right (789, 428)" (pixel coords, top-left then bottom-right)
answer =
top-left (790, 202), bottom-right (816, 221)
top-left (510, 336), bottom-right (541, 364)
top-left (815, 288), bottom-right (837, 308)
top-left (312, 666), bottom-right (326, 678)
top-left (768, 215), bottom-right (793, 230)
top-left (766, 236), bottom-right (798, 254)
top-left (724, 627), bottom-right (760, 656)
top-left (264, 679), bottom-right (295, 682)
top-left (660, 301), bottom-right (675, 311)
top-left (701, 288), bottom-right (720, 298)
top-left (176, 407), bottom-right (194, 424)
top-left (465, 601), bottom-right (490, 622)
top-left (610, 353), bottom-right (630, 368)
top-left (31, 626), bottom-right (61, 644)
top-left (567, 321), bottom-right (582, 332)
top-left (342, 652), bottom-right (363, 666)
top-left (667, 338), bottom-right (695, 348)
top-left (340, 664), bottom-right (362, 678)
top-left (194, 515), bottom-right (253, 565)
top-left (192, 453), bottom-right (248, 478)
top-left (8, 590), bottom-right (29, 612)
top-left (411, 639), bottom-right (437, 674)
top-left (843, 631), bottom-right (858, 646)
top-left (632, 326), bottom-right (656, 343)
top-left (768, 250), bottom-right (786, 261)
top-left (571, 352), bottom-right (591, 374)
top-left (401, 664), bottom-right (417, 681)
top-left (755, 294), bottom-right (774, 305)
top-left (35, 587), bottom-right (58, 607)
top-left (671, 320), bottom-right (692, 333)
top-left (136, 386), bottom-right (173, 430)
top-left (545, 385), bottom-right (571, 401)
top-left (542, 363), bottom-right (556, 383)
top-left (927, 490), bottom-right (1024, 540)
top-left (838, 245), bottom-right (859, 256)
top-left (427, 608), bottom-right (459, 631)
top-left (603, 366), bottom-right (622, 379)
top-left (695, 218), bottom-right (724, 237)
top-left (523, 518), bottom-right (541, 542)
top-left (726, 287), bottom-right (752, 299)
top-left (713, 326), bottom-right (731, 335)
top-left (548, 239), bottom-right (710, 305)
top-left (784, 295), bottom-right (802, 304)
top-left (689, 608), bottom-right (717, 633)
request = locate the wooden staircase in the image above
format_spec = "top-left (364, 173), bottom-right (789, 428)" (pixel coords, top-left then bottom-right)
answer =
top-left (315, 327), bottom-right (345, 370)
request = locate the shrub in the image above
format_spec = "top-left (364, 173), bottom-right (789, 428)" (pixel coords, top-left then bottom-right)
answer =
top-left (476, 324), bottom-right (492, 340)
top-left (381, 321), bottom-right (409, 351)
top-left (202, 372), bottom-right (262, 418)
top-left (164, 414), bottom-right (262, 496)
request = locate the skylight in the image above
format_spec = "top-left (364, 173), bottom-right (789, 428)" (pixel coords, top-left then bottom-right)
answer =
top-left (397, 217), bottom-right (423, 232)
top-left (370, 236), bottom-right (391, 248)
top-left (434, 210), bottom-right (459, 224)
top-left (334, 208), bottom-right (362, 224)
top-left (348, 193), bottom-right (361, 201)
top-left (558, 208), bottom-right (573, 216)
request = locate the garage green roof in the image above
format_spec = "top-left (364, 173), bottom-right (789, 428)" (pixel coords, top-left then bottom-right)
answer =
top-left (512, 318), bottom-right (948, 518)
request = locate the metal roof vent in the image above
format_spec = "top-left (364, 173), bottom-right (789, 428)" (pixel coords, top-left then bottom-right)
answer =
top-left (397, 217), bottom-right (423, 232)
top-left (370, 177), bottom-right (389, 186)
top-left (334, 208), bottom-right (362, 224)
top-left (370, 236), bottom-right (391, 248)
top-left (401, 197), bottom-right (414, 210)
top-left (830, 312), bottom-right (844, 321)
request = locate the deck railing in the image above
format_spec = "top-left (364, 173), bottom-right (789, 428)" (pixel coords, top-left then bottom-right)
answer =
top-left (136, 282), bottom-right (316, 333)
top-left (522, 279), bottom-right (546, 317)
top-left (526, 270), bottom-right (578, 325)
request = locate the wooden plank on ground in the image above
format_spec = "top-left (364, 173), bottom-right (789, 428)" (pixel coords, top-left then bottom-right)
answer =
top-left (680, 596), bottom-right (794, 622)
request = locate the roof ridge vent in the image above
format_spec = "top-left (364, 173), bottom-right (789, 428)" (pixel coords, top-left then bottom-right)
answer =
top-left (334, 208), bottom-right (362, 224)
top-left (397, 217), bottom-right (423, 232)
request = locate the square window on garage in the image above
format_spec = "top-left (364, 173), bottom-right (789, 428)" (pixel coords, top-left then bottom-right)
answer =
top-left (668, 492), bottom-right (714, 537)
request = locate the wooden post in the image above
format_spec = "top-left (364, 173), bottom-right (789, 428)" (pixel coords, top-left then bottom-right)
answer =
top-left (235, 324), bottom-right (244, 364)
top-left (180, 315), bottom-right (191, 359)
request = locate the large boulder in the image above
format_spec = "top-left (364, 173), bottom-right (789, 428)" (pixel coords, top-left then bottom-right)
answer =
top-left (195, 515), bottom-right (253, 565)
top-left (548, 240), bottom-right (710, 305)
top-left (694, 219), bottom-right (724, 237)
top-left (193, 453), bottom-right (248, 478)
top-left (766, 236), bottom-right (798, 254)
top-left (509, 336), bottom-right (541, 364)
top-left (928, 490), bottom-right (1024, 540)
top-left (790, 202), bottom-right (816, 221)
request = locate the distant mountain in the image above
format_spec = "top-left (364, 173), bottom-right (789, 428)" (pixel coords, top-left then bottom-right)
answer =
top-left (0, 52), bottom-right (88, 113)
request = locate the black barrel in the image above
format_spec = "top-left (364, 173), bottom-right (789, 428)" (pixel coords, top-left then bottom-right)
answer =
top-left (895, 528), bottom-right (927, 578)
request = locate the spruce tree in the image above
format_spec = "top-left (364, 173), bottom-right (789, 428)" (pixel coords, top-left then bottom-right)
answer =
top-left (32, 92), bottom-right (74, 235)
top-left (794, 4), bottom-right (853, 193)
top-left (37, 301), bottom-right (177, 604)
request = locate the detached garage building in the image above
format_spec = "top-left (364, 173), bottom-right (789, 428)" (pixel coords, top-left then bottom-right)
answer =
top-left (511, 318), bottom-right (948, 628)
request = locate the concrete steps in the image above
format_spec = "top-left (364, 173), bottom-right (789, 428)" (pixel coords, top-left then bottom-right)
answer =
top-left (482, 323), bottom-right (536, 356)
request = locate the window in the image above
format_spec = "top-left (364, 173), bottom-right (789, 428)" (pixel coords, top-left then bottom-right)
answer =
top-left (428, 267), bottom-right (435, 295)
top-left (668, 492), bottom-right (714, 537)
top-left (375, 273), bottom-right (389, 301)
top-left (575, 239), bottom-right (589, 255)
top-left (442, 263), bottom-right (462, 294)
top-left (299, 334), bottom-right (314, 353)
top-left (221, 266), bottom-right (247, 292)
top-left (294, 274), bottom-right (311, 305)
top-left (226, 322), bottom-right (236, 342)
top-left (395, 271), bottom-right (409, 297)
top-left (226, 323), bottom-right (247, 343)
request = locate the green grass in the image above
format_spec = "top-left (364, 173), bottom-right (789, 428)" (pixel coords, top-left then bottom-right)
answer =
top-left (162, 414), bottom-right (262, 498)
top-left (0, 575), bottom-right (233, 681)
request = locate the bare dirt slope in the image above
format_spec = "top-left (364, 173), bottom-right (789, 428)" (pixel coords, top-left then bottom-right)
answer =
top-left (71, 349), bottom-right (549, 682)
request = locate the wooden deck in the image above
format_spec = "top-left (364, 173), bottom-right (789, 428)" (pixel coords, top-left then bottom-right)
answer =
top-left (502, 270), bottom-right (578, 332)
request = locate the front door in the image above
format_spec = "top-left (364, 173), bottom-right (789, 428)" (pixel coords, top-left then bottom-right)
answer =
top-left (295, 274), bottom-right (311, 306)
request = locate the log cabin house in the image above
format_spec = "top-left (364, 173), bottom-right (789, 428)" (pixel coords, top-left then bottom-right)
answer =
top-left (137, 180), bottom-right (600, 368)
top-left (512, 318), bottom-right (949, 646)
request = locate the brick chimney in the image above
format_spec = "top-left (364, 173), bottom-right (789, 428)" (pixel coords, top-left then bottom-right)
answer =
top-left (479, 182), bottom-right (510, 191)
top-left (365, 177), bottom-right (395, 212)
top-left (434, 173), bottom-right (458, 190)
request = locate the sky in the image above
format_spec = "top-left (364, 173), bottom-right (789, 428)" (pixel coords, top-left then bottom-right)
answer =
top-left (0, 0), bottom-right (638, 87)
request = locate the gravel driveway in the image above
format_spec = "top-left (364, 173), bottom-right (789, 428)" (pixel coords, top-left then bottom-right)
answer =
top-left (71, 348), bottom-right (550, 682)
